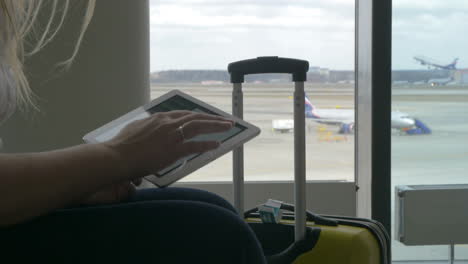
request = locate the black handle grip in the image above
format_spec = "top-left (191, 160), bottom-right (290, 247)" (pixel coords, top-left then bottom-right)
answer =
top-left (248, 223), bottom-right (320, 264)
top-left (265, 227), bottom-right (319, 264)
top-left (280, 203), bottom-right (338, 227)
top-left (228, 56), bottom-right (309, 83)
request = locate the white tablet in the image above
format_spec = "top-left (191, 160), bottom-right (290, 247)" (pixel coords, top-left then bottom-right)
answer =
top-left (83, 89), bottom-right (260, 187)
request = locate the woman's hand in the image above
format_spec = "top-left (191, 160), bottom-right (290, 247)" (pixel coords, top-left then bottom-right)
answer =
top-left (102, 110), bottom-right (234, 180)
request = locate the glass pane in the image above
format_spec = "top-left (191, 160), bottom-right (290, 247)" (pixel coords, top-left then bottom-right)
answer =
top-left (150, 0), bottom-right (355, 182)
top-left (392, 0), bottom-right (468, 261)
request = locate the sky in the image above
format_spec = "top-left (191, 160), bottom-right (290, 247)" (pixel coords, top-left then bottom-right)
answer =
top-left (149, 0), bottom-right (468, 72)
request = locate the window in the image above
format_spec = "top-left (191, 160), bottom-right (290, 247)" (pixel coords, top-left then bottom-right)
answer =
top-left (149, 0), bottom-right (356, 183)
top-left (391, 0), bottom-right (468, 261)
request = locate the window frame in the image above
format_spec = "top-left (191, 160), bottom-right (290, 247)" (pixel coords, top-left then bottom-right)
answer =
top-left (356, 0), bottom-right (392, 233)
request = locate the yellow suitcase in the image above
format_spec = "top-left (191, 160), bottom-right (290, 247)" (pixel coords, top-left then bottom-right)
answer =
top-left (245, 205), bottom-right (390, 263)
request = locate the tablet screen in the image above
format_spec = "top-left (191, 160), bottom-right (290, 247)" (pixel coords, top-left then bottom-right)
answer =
top-left (148, 95), bottom-right (246, 177)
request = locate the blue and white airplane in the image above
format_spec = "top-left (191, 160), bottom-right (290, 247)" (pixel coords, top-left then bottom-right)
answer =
top-left (303, 95), bottom-right (430, 135)
top-left (413, 56), bottom-right (458, 70)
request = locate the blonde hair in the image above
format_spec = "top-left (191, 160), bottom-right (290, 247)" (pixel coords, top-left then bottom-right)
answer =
top-left (0, 0), bottom-right (96, 121)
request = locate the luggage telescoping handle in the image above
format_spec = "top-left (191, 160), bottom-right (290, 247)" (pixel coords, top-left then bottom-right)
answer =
top-left (228, 56), bottom-right (308, 83)
top-left (228, 56), bottom-right (309, 242)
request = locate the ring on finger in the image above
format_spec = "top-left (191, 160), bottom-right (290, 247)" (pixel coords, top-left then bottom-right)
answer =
top-left (177, 125), bottom-right (186, 142)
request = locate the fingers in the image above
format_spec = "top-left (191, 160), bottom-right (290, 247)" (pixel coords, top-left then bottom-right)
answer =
top-left (148, 111), bottom-right (233, 131)
top-left (182, 120), bottom-right (233, 140)
top-left (173, 112), bottom-right (234, 128)
top-left (179, 141), bottom-right (220, 157)
top-left (162, 110), bottom-right (194, 119)
top-left (151, 111), bottom-right (234, 143)
top-left (150, 110), bottom-right (228, 122)
top-left (145, 111), bottom-right (197, 124)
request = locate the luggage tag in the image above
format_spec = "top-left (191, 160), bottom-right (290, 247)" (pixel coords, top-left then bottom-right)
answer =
top-left (258, 199), bottom-right (284, 224)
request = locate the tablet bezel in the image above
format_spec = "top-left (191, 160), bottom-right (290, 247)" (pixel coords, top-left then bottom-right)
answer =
top-left (83, 89), bottom-right (260, 187)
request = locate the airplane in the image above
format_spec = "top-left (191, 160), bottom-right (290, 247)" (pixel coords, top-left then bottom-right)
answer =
top-left (272, 95), bottom-right (431, 135)
top-left (303, 95), bottom-right (423, 134)
top-left (413, 56), bottom-right (458, 70)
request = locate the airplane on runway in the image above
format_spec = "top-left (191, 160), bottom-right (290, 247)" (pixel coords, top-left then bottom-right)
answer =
top-left (272, 95), bottom-right (431, 135)
top-left (413, 56), bottom-right (458, 70)
top-left (303, 95), bottom-right (431, 135)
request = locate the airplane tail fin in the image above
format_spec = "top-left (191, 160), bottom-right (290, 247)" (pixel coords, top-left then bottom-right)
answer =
top-left (305, 94), bottom-right (320, 119)
top-left (447, 58), bottom-right (459, 69)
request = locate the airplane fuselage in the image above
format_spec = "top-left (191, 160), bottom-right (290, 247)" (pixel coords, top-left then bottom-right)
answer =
top-left (413, 56), bottom-right (458, 70)
top-left (310, 109), bottom-right (415, 129)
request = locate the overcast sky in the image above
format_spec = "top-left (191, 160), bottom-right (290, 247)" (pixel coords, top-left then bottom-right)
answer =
top-left (149, 0), bottom-right (468, 72)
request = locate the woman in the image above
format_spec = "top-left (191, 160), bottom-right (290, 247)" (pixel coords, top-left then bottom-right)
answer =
top-left (0, 1), bottom-right (266, 263)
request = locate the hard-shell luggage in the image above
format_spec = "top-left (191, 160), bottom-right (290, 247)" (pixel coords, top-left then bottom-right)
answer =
top-left (227, 56), bottom-right (391, 264)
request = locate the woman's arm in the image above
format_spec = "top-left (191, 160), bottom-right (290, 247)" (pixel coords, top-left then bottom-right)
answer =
top-left (0, 111), bottom-right (233, 226)
top-left (0, 143), bottom-right (129, 226)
